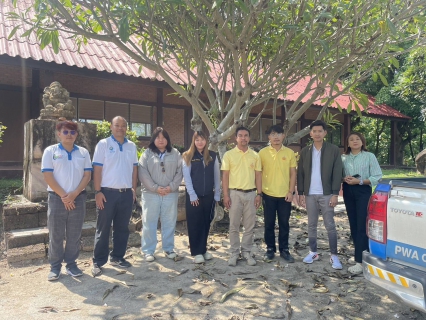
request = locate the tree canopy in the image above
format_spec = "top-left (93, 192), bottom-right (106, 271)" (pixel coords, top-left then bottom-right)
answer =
top-left (7, 0), bottom-right (426, 153)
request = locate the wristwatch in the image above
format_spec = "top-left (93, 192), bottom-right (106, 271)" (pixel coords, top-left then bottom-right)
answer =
top-left (359, 179), bottom-right (364, 186)
top-left (257, 192), bottom-right (263, 197)
top-left (95, 190), bottom-right (102, 195)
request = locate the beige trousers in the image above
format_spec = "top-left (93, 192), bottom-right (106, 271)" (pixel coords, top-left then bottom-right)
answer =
top-left (228, 190), bottom-right (257, 256)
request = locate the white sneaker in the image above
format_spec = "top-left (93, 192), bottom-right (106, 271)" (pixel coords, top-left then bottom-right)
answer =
top-left (348, 263), bottom-right (363, 274)
top-left (348, 257), bottom-right (356, 265)
top-left (203, 252), bottom-right (213, 260)
top-left (145, 254), bottom-right (155, 262)
top-left (330, 255), bottom-right (343, 270)
top-left (164, 251), bottom-right (177, 259)
top-left (243, 252), bottom-right (256, 266)
top-left (194, 255), bottom-right (205, 264)
top-left (303, 252), bottom-right (319, 264)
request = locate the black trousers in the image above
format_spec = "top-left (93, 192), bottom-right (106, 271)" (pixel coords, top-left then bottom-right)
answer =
top-left (342, 183), bottom-right (372, 263)
top-left (186, 192), bottom-right (215, 256)
top-left (263, 193), bottom-right (292, 253)
top-left (93, 188), bottom-right (133, 266)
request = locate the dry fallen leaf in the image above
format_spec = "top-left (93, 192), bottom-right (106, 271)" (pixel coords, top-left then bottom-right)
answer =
top-left (185, 289), bottom-right (201, 294)
top-left (201, 286), bottom-right (214, 297)
top-left (61, 308), bottom-right (80, 312)
top-left (146, 293), bottom-right (154, 299)
top-left (310, 287), bottom-right (329, 293)
top-left (347, 286), bottom-right (358, 293)
top-left (177, 288), bottom-right (183, 298)
top-left (103, 285), bottom-right (119, 301)
top-left (245, 303), bottom-right (259, 309)
top-left (174, 256), bottom-right (184, 262)
top-left (115, 270), bottom-right (127, 275)
top-left (220, 287), bottom-right (245, 303)
top-left (38, 306), bottom-right (58, 313)
top-left (199, 300), bottom-right (213, 306)
top-left (286, 299), bottom-right (293, 320)
top-left (169, 268), bottom-right (189, 278)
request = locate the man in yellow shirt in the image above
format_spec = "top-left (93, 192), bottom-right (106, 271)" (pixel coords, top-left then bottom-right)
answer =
top-left (259, 125), bottom-right (296, 262)
top-left (222, 127), bottom-right (262, 266)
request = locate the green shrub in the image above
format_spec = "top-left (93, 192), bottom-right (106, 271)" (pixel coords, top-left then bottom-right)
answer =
top-left (93, 120), bottom-right (145, 157)
top-left (0, 122), bottom-right (6, 146)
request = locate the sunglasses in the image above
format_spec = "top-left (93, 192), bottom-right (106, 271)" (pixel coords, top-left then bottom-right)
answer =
top-left (62, 130), bottom-right (77, 136)
top-left (160, 161), bottom-right (165, 173)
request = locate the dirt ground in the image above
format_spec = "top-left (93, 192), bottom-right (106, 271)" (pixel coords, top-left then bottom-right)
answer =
top-left (0, 209), bottom-right (425, 320)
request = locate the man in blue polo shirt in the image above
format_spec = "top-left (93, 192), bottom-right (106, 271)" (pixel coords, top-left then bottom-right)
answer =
top-left (42, 120), bottom-right (92, 281)
top-left (91, 116), bottom-right (138, 277)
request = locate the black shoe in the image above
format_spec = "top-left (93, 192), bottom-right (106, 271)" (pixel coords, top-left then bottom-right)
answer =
top-left (264, 248), bottom-right (275, 260)
top-left (280, 250), bottom-right (295, 263)
top-left (110, 258), bottom-right (132, 268)
top-left (66, 265), bottom-right (83, 277)
top-left (91, 263), bottom-right (103, 277)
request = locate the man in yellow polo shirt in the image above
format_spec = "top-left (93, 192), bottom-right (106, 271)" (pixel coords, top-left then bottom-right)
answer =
top-left (222, 126), bottom-right (262, 266)
top-left (259, 125), bottom-right (296, 262)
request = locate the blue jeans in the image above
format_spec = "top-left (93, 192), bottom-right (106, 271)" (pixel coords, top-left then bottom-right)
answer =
top-left (141, 192), bottom-right (179, 254)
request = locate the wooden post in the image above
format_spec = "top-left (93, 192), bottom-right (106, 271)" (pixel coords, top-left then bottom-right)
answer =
top-left (156, 88), bottom-right (163, 127)
top-left (390, 120), bottom-right (397, 166)
top-left (343, 114), bottom-right (351, 151)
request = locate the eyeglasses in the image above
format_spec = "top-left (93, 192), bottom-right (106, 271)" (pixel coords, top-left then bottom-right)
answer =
top-left (160, 161), bottom-right (165, 173)
top-left (269, 133), bottom-right (283, 137)
top-left (62, 130), bottom-right (77, 136)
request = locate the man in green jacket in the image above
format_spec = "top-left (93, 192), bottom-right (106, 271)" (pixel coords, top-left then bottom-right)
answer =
top-left (297, 120), bottom-right (343, 270)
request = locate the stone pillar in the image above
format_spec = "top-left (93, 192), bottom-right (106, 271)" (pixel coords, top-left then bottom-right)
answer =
top-left (23, 119), bottom-right (96, 202)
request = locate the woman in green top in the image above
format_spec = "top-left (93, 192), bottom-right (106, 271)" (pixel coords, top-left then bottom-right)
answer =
top-left (342, 132), bottom-right (382, 275)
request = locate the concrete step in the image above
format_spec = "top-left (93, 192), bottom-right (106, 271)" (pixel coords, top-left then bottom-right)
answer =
top-left (2, 196), bottom-right (97, 232)
top-left (5, 220), bottom-right (137, 250)
top-left (6, 232), bottom-right (141, 265)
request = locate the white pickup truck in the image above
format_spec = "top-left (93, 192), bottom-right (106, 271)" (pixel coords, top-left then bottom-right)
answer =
top-left (363, 178), bottom-right (426, 312)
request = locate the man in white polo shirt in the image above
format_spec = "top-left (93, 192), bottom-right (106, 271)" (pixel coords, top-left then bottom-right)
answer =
top-left (297, 120), bottom-right (343, 270)
top-left (42, 120), bottom-right (92, 281)
top-left (91, 116), bottom-right (138, 277)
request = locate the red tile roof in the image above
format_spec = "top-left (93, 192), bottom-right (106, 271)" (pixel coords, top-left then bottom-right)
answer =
top-left (0, 0), bottom-right (410, 120)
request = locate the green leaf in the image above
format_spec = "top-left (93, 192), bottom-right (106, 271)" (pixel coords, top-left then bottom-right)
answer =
top-left (347, 101), bottom-right (352, 113)
top-left (118, 15), bottom-right (130, 42)
top-left (138, 65), bottom-right (143, 73)
top-left (237, 0), bottom-right (249, 14)
top-left (307, 40), bottom-right (314, 65)
top-left (390, 57), bottom-right (400, 69)
top-left (7, 25), bottom-right (20, 40)
top-left (378, 72), bottom-right (389, 86)
top-left (386, 18), bottom-right (397, 35)
top-left (212, 0), bottom-right (223, 9)
top-left (51, 31), bottom-right (60, 54)
top-left (282, 25), bottom-right (299, 29)
top-left (372, 72), bottom-right (378, 82)
top-left (335, 101), bottom-right (342, 112)
top-left (318, 39), bottom-right (329, 54)
top-left (63, 0), bottom-right (72, 8)
top-left (354, 102), bottom-right (362, 117)
top-left (317, 12), bottom-right (333, 20)
top-left (141, 41), bottom-right (147, 55)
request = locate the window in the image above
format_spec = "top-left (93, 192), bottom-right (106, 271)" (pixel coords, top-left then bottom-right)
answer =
top-left (70, 97), bottom-right (153, 137)
top-left (328, 126), bottom-right (342, 146)
top-left (248, 117), bottom-right (273, 141)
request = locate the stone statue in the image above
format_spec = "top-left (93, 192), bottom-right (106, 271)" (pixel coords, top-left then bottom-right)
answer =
top-left (38, 82), bottom-right (76, 120)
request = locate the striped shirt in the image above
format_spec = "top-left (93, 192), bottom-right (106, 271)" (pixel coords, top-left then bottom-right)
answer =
top-left (341, 151), bottom-right (382, 187)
